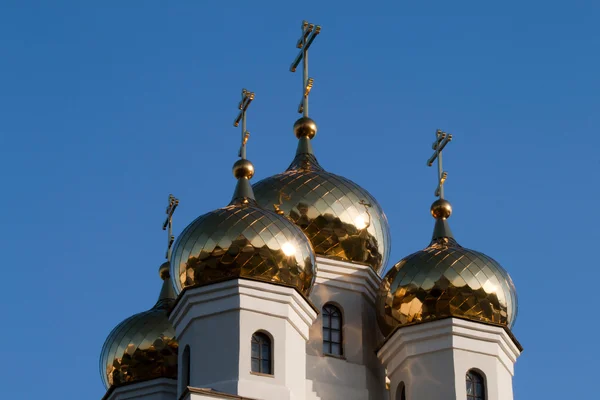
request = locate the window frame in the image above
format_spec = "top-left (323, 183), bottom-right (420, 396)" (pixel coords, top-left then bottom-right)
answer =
top-left (466, 369), bottom-right (486, 400)
top-left (322, 303), bottom-right (344, 357)
top-left (251, 331), bottom-right (273, 376)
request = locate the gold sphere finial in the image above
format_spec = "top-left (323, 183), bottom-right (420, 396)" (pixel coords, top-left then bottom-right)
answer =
top-left (293, 117), bottom-right (317, 139)
top-left (233, 159), bottom-right (255, 179)
top-left (159, 261), bottom-right (170, 280)
top-left (431, 199), bottom-right (452, 220)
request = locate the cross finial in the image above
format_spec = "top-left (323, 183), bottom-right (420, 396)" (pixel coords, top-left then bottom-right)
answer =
top-left (290, 20), bottom-right (321, 117)
top-left (427, 129), bottom-right (453, 199)
top-left (233, 88), bottom-right (255, 159)
top-left (162, 194), bottom-right (179, 261)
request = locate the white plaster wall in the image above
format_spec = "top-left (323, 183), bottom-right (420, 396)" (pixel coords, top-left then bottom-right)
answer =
top-left (306, 257), bottom-right (386, 400)
top-left (453, 349), bottom-right (515, 400)
top-left (170, 279), bottom-right (316, 400)
top-left (389, 349), bottom-right (456, 400)
top-left (179, 311), bottom-right (241, 395)
top-left (378, 318), bottom-right (521, 400)
top-left (104, 378), bottom-right (177, 400)
top-left (236, 307), bottom-right (307, 400)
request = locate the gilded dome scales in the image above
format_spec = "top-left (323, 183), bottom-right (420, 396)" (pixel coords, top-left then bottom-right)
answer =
top-left (377, 130), bottom-right (518, 336)
top-left (253, 22), bottom-right (391, 273)
top-left (100, 195), bottom-right (181, 389)
top-left (170, 89), bottom-right (317, 295)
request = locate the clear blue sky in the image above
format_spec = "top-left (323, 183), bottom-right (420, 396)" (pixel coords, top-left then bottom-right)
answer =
top-left (1, 1), bottom-right (597, 398)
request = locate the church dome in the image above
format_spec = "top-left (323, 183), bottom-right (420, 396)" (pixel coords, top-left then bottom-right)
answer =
top-left (377, 201), bottom-right (518, 337)
top-left (253, 117), bottom-right (391, 274)
top-left (171, 159), bottom-right (316, 296)
top-left (99, 263), bottom-right (178, 388)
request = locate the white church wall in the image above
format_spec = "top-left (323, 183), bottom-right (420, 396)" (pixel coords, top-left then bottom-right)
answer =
top-left (306, 257), bottom-right (386, 400)
top-left (170, 279), bottom-right (316, 400)
top-left (180, 311), bottom-right (241, 395)
top-left (378, 318), bottom-right (521, 400)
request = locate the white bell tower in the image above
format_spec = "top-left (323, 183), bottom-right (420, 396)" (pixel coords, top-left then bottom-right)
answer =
top-left (378, 318), bottom-right (521, 400)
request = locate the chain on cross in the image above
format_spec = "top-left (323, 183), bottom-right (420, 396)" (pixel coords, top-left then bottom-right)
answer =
top-left (427, 129), bottom-right (453, 199)
top-left (290, 20), bottom-right (321, 117)
top-left (162, 194), bottom-right (179, 261)
top-left (233, 88), bottom-right (255, 159)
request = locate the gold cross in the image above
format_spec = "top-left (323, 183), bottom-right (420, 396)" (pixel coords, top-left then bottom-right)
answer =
top-left (233, 88), bottom-right (255, 159)
top-left (290, 20), bottom-right (321, 117)
top-left (427, 129), bottom-right (453, 199)
top-left (162, 194), bottom-right (179, 261)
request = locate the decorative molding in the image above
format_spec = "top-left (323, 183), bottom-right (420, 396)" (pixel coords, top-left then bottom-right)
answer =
top-left (378, 318), bottom-right (521, 377)
top-left (314, 257), bottom-right (381, 304)
top-left (170, 278), bottom-right (317, 341)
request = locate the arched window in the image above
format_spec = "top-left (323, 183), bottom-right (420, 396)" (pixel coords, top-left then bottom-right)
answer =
top-left (322, 303), bottom-right (343, 356)
top-left (396, 382), bottom-right (406, 400)
top-left (181, 345), bottom-right (191, 391)
top-left (466, 370), bottom-right (485, 400)
top-left (251, 332), bottom-right (272, 375)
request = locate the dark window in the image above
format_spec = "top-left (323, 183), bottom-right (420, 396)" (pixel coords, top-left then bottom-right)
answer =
top-left (251, 332), bottom-right (272, 375)
top-left (396, 382), bottom-right (406, 400)
top-left (181, 345), bottom-right (191, 390)
top-left (322, 304), bottom-right (343, 356)
top-left (466, 370), bottom-right (485, 400)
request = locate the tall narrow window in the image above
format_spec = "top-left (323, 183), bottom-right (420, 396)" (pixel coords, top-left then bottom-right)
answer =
top-left (181, 345), bottom-right (191, 390)
top-left (251, 332), bottom-right (272, 375)
top-left (466, 370), bottom-right (485, 400)
top-left (396, 382), bottom-right (406, 400)
top-left (322, 303), bottom-right (343, 356)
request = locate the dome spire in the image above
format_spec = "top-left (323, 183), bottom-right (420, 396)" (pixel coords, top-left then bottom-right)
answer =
top-left (156, 261), bottom-right (176, 307)
top-left (159, 194), bottom-right (178, 306)
top-left (289, 20), bottom-right (321, 162)
top-left (377, 130), bottom-right (518, 335)
top-left (251, 22), bottom-right (391, 272)
top-left (231, 88), bottom-right (256, 204)
top-left (427, 129), bottom-right (454, 241)
top-left (162, 194), bottom-right (179, 261)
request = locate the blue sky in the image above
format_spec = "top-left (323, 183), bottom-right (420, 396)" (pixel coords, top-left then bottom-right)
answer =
top-left (1, 1), bottom-right (598, 398)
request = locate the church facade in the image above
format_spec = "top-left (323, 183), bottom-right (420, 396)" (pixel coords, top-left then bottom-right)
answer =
top-left (99, 21), bottom-right (521, 400)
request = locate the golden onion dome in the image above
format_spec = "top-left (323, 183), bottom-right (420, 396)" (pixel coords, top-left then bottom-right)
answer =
top-left (99, 262), bottom-right (178, 388)
top-left (377, 200), bottom-right (518, 337)
top-left (252, 117), bottom-right (391, 274)
top-left (170, 158), bottom-right (316, 296)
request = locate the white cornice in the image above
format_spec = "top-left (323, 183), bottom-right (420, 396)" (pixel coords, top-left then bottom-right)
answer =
top-left (170, 279), bottom-right (317, 340)
top-left (378, 318), bottom-right (521, 376)
top-left (314, 257), bottom-right (382, 304)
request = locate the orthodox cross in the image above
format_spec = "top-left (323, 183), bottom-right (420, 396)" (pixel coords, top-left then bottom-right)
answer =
top-left (427, 129), bottom-right (453, 199)
top-left (290, 20), bottom-right (321, 116)
top-left (233, 88), bottom-right (255, 159)
top-left (162, 194), bottom-right (179, 260)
